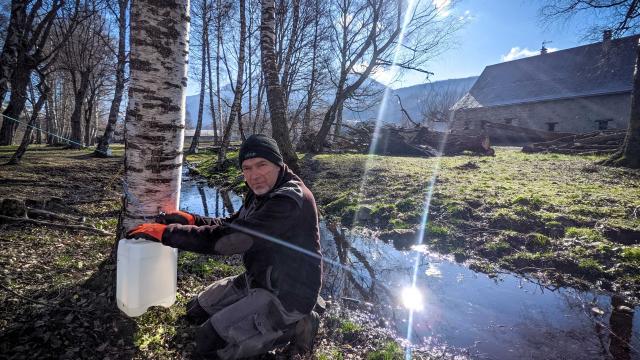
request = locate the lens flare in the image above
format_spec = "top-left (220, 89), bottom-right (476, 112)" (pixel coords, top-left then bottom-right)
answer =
top-left (401, 286), bottom-right (424, 311)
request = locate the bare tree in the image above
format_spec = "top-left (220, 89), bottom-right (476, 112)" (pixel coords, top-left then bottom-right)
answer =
top-left (216, 0), bottom-right (245, 167)
top-left (121, 0), bottom-right (190, 233)
top-left (540, 0), bottom-right (640, 168)
top-left (7, 72), bottom-right (49, 164)
top-left (188, 0), bottom-right (210, 154)
top-left (304, 0), bottom-right (461, 152)
top-left (94, 0), bottom-right (128, 156)
top-left (260, 0), bottom-right (298, 171)
top-left (0, 0), bottom-right (80, 145)
top-left (58, 9), bottom-right (112, 148)
top-left (419, 83), bottom-right (468, 130)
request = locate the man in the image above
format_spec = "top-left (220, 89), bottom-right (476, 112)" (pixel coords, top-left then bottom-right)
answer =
top-left (126, 134), bottom-right (322, 359)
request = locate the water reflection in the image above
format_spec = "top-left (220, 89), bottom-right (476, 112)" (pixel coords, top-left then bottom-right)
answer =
top-left (320, 223), bottom-right (640, 360)
top-left (180, 179), bottom-right (639, 360)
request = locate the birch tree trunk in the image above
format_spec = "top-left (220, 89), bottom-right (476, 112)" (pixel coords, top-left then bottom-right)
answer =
top-left (206, 32), bottom-right (218, 144)
top-left (95, 0), bottom-right (129, 157)
top-left (121, 0), bottom-right (190, 233)
top-left (302, 0), bottom-right (320, 135)
top-left (216, 0), bottom-right (245, 167)
top-left (188, 0), bottom-right (208, 155)
top-left (260, 0), bottom-right (298, 172)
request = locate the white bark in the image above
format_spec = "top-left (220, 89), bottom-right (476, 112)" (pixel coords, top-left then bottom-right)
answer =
top-left (123, 0), bottom-right (191, 230)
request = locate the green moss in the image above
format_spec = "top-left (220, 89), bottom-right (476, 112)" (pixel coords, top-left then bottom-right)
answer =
top-left (317, 348), bottom-right (345, 360)
top-left (395, 198), bottom-right (417, 212)
top-left (577, 258), bottom-right (604, 276)
top-left (526, 233), bottom-right (550, 249)
top-left (482, 240), bottom-right (512, 257)
top-left (179, 253), bottom-right (243, 277)
top-left (325, 194), bottom-right (357, 214)
top-left (339, 320), bottom-right (362, 334)
top-left (565, 227), bottom-right (604, 242)
top-left (426, 222), bottom-right (449, 237)
top-left (512, 194), bottom-right (544, 210)
top-left (621, 247), bottom-right (640, 263)
top-left (367, 341), bottom-right (404, 360)
top-left (389, 218), bottom-right (411, 229)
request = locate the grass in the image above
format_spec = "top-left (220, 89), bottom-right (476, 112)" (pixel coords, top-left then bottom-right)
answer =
top-left (186, 147), bottom-right (640, 311)
top-left (366, 341), bottom-right (404, 360)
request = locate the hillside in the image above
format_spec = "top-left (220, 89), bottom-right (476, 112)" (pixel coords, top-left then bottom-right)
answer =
top-left (184, 76), bottom-right (478, 129)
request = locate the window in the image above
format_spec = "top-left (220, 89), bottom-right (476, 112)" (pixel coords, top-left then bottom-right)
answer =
top-left (595, 119), bottom-right (612, 130)
top-left (546, 122), bottom-right (558, 132)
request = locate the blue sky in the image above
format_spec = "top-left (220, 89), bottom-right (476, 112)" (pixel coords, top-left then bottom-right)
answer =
top-left (388, 0), bottom-right (594, 88)
top-left (186, 0), bottom-right (596, 95)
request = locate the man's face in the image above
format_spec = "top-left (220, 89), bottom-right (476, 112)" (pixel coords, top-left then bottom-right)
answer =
top-left (241, 157), bottom-right (280, 195)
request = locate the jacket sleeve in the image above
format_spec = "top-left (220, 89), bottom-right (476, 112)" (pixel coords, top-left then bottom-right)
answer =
top-left (192, 211), bottom-right (239, 226)
top-left (161, 223), bottom-right (231, 254)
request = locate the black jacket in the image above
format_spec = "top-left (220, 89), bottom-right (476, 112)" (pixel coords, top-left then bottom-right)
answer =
top-left (162, 165), bottom-right (322, 313)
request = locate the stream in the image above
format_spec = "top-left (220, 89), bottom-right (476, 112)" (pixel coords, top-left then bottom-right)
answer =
top-left (179, 173), bottom-right (639, 360)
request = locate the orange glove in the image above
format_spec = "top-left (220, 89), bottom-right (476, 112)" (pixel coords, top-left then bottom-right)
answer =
top-left (155, 210), bottom-right (196, 225)
top-left (126, 223), bottom-right (167, 242)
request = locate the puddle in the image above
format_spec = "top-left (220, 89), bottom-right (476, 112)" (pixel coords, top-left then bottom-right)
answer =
top-left (180, 176), bottom-right (639, 360)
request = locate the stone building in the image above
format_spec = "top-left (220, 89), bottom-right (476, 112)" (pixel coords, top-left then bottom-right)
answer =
top-left (451, 33), bottom-right (638, 141)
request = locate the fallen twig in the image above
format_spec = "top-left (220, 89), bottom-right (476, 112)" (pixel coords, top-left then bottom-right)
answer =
top-left (0, 215), bottom-right (113, 236)
top-left (0, 282), bottom-right (89, 312)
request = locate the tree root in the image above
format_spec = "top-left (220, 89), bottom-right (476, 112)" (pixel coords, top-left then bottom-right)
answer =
top-left (0, 215), bottom-right (113, 236)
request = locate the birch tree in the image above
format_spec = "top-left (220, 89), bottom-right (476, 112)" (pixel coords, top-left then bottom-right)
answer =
top-left (121, 0), bottom-right (190, 232)
top-left (0, 0), bottom-right (78, 145)
top-left (94, 0), bottom-right (129, 157)
top-left (188, 0), bottom-right (209, 154)
top-left (216, 0), bottom-right (245, 167)
top-left (260, 0), bottom-right (298, 171)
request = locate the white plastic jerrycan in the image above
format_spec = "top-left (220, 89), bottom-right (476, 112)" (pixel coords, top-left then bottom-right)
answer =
top-left (116, 238), bottom-right (178, 317)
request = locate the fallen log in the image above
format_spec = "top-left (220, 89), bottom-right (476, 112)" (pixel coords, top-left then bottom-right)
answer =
top-left (522, 129), bottom-right (626, 154)
top-left (333, 123), bottom-right (493, 156)
top-left (412, 127), bottom-right (494, 155)
top-left (482, 121), bottom-right (575, 144)
top-left (0, 215), bottom-right (113, 236)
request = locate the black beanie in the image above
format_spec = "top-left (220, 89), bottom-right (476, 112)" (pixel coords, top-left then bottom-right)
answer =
top-left (238, 134), bottom-right (284, 167)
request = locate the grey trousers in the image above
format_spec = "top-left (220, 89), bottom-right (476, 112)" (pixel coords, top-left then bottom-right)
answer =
top-left (196, 274), bottom-right (305, 360)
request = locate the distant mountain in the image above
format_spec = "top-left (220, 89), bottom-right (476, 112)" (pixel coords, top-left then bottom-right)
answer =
top-left (184, 76), bottom-right (478, 129)
top-left (342, 76), bottom-right (478, 125)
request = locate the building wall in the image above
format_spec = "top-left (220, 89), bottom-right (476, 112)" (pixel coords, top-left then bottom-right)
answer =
top-left (451, 93), bottom-right (631, 133)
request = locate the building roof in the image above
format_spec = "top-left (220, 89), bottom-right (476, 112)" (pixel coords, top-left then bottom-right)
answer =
top-left (453, 35), bottom-right (639, 110)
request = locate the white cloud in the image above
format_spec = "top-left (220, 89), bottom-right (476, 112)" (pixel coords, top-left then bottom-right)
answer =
top-left (501, 46), bottom-right (558, 62)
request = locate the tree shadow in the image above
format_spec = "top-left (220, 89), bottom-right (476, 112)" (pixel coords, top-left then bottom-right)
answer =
top-left (0, 256), bottom-right (138, 359)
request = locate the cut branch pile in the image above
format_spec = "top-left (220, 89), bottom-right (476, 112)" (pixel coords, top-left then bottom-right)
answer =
top-left (522, 130), bottom-right (626, 155)
top-left (482, 121), bottom-right (575, 144)
top-left (330, 123), bottom-right (494, 157)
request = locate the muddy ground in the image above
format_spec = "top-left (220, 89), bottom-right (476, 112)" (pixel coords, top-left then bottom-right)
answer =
top-left (0, 146), bottom-right (438, 360)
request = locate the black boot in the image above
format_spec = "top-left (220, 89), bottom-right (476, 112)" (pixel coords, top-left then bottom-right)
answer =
top-left (195, 321), bottom-right (227, 359)
top-left (186, 296), bottom-right (210, 325)
top-left (290, 311), bottom-right (320, 354)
